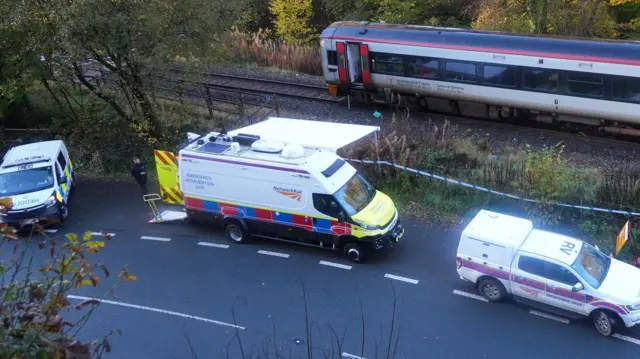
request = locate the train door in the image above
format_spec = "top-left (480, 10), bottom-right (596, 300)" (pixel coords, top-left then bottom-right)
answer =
top-left (346, 42), bottom-right (363, 85)
top-left (336, 42), bottom-right (349, 87)
top-left (359, 43), bottom-right (372, 88)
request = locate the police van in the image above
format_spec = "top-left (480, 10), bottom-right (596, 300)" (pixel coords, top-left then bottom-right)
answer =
top-left (0, 140), bottom-right (74, 228)
top-left (456, 210), bottom-right (640, 337)
top-left (152, 117), bottom-right (404, 262)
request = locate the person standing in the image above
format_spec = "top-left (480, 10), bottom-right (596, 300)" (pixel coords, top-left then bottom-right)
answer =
top-left (131, 157), bottom-right (148, 195)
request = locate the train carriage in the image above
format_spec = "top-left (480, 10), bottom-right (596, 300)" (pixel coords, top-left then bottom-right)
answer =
top-left (320, 21), bottom-right (640, 135)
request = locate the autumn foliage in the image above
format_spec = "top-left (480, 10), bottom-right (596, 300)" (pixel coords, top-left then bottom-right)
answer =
top-left (0, 198), bottom-right (136, 359)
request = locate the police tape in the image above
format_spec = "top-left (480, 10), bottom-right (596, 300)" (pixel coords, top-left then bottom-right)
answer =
top-left (345, 159), bottom-right (640, 217)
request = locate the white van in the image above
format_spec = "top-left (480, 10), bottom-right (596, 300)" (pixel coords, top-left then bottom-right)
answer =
top-left (164, 117), bottom-right (404, 262)
top-left (0, 140), bottom-right (74, 228)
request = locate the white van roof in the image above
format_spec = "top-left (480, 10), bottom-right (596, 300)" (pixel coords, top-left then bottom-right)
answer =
top-left (180, 118), bottom-right (379, 194)
top-left (1, 140), bottom-right (63, 169)
top-left (227, 117), bottom-right (380, 151)
top-left (462, 210), bottom-right (533, 249)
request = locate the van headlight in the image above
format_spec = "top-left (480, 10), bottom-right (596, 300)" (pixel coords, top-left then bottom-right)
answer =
top-left (356, 221), bottom-right (377, 230)
top-left (44, 195), bottom-right (57, 208)
top-left (627, 304), bottom-right (640, 311)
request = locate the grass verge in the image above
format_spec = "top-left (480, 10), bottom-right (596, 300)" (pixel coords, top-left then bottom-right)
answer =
top-left (341, 114), bottom-right (640, 261)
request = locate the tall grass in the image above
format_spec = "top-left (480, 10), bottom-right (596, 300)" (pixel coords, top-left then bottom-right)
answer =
top-left (224, 29), bottom-right (323, 75)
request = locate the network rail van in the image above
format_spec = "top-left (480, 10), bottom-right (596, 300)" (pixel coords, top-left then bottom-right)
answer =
top-left (456, 210), bottom-right (640, 337)
top-left (0, 140), bottom-right (74, 228)
top-left (155, 117), bottom-right (404, 262)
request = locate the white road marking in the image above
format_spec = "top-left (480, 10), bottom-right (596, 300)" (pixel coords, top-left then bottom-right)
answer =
top-left (342, 353), bottom-right (365, 359)
top-left (319, 260), bottom-right (352, 270)
top-left (68, 295), bottom-right (245, 330)
top-left (613, 334), bottom-right (640, 346)
top-left (141, 236), bottom-right (171, 242)
top-left (198, 241), bottom-right (229, 249)
top-left (384, 273), bottom-right (419, 284)
top-left (452, 289), bottom-right (489, 302)
top-left (90, 231), bottom-right (116, 237)
top-left (257, 250), bottom-right (290, 258)
top-left (528, 310), bottom-right (570, 324)
top-left (43, 229), bottom-right (58, 233)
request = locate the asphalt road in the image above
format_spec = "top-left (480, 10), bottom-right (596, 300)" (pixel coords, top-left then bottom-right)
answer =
top-left (6, 178), bottom-right (640, 359)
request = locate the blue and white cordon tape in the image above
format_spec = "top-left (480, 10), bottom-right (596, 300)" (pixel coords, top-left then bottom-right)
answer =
top-left (346, 159), bottom-right (640, 217)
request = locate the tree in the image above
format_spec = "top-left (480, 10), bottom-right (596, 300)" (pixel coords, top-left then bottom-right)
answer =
top-left (270, 0), bottom-right (318, 45)
top-left (3, 0), bottom-right (247, 143)
top-left (610, 0), bottom-right (640, 39)
top-left (0, 197), bottom-right (136, 358)
top-left (472, 0), bottom-right (618, 38)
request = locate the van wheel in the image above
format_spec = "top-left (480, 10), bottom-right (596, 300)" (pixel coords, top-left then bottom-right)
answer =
top-left (592, 310), bottom-right (615, 337)
top-left (478, 279), bottom-right (505, 302)
top-left (344, 243), bottom-right (365, 263)
top-left (59, 203), bottom-right (69, 222)
top-left (225, 222), bottom-right (248, 244)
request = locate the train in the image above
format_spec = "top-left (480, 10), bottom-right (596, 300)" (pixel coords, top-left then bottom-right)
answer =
top-left (319, 21), bottom-right (640, 136)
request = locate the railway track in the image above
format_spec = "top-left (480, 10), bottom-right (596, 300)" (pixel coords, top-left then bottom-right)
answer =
top-left (157, 68), bottom-right (640, 146)
top-left (178, 70), bottom-right (344, 103)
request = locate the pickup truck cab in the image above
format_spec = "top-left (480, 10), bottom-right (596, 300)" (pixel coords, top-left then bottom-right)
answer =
top-left (456, 210), bottom-right (640, 337)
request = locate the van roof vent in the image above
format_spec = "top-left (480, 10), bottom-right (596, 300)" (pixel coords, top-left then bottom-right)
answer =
top-left (282, 143), bottom-right (304, 159)
top-left (251, 139), bottom-right (284, 154)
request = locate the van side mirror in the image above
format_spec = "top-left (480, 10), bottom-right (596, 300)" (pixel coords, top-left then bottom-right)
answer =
top-left (572, 282), bottom-right (584, 292)
top-left (338, 212), bottom-right (346, 223)
top-left (58, 176), bottom-right (67, 184)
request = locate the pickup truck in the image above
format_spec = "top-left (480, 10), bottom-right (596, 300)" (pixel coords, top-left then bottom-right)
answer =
top-left (456, 209), bottom-right (640, 337)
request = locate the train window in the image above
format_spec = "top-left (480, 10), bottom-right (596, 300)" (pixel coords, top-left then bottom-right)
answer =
top-left (409, 58), bottom-right (439, 79)
top-left (523, 69), bottom-right (558, 92)
top-left (327, 50), bottom-right (338, 66)
top-left (568, 73), bottom-right (602, 97)
top-left (371, 53), bottom-right (404, 75)
top-left (612, 77), bottom-right (640, 103)
top-left (483, 65), bottom-right (515, 87)
top-left (445, 62), bottom-right (476, 83)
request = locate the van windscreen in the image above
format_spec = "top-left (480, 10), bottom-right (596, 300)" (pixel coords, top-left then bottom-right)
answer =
top-left (333, 173), bottom-right (376, 216)
top-left (0, 166), bottom-right (55, 197)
